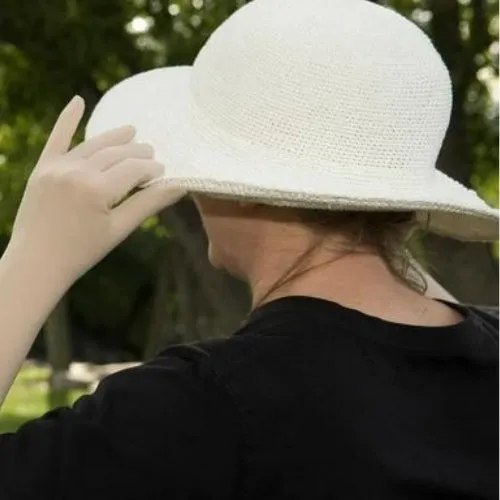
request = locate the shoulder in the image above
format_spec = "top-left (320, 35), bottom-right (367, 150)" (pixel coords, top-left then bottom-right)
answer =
top-left (163, 316), bottom-right (301, 378)
top-left (0, 348), bottom-right (242, 499)
top-left (95, 345), bottom-right (242, 434)
top-left (466, 305), bottom-right (499, 342)
top-left (468, 305), bottom-right (499, 321)
top-left (160, 319), bottom-right (311, 415)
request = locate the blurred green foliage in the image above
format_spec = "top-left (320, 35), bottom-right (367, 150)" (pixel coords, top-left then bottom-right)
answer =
top-left (0, 364), bottom-right (85, 433)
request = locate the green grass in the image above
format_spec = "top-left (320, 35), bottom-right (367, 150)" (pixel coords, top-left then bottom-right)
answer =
top-left (0, 363), bottom-right (87, 433)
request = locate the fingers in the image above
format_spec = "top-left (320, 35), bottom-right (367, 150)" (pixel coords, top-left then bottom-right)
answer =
top-left (69, 125), bottom-right (136, 159)
top-left (87, 143), bottom-right (155, 171)
top-left (39, 96), bottom-right (85, 163)
top-left (103, 159), bottom-right (165, 206)
top-left (112, 183), bottom-right (186, 235)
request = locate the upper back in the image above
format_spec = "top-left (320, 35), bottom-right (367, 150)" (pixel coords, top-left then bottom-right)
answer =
top-left (190, 298), bottom-right (498, 499)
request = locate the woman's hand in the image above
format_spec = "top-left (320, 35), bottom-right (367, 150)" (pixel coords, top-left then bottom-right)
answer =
top-left (8, 96), bottom-right (185, 287)
top-left (0, 96), bottom-right (185, 403)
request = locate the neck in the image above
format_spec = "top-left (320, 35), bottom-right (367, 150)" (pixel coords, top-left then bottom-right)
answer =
top-left (249, 248), bottom-right (464, 327)
top-left (250, 249), bottom-right (397, 307)
top-left (248, 242), bottom-right (454, 322)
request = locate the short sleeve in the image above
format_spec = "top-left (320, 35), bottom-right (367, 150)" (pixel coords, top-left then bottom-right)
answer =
top-left (0, 352), bottom-right (240, 500)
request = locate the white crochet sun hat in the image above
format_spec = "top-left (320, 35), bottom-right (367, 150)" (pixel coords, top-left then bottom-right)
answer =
top-left (86, 0), bottom-right (498, 241)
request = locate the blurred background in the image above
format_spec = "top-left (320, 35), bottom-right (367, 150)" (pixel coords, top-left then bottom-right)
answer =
top-left (0, 0), bottom-right (498, 431)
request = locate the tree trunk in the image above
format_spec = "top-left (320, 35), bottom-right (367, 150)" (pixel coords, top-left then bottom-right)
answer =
top-left (143, 246), bottom-right (176, 359)
top-left (173, 245), bottom-right (199, 342)
top-left (422, 0), bottom-right (498, 305)
top-left (160, 200), bottom-right (250, 332)
top-left (44, 295), bottom-right (72, 408)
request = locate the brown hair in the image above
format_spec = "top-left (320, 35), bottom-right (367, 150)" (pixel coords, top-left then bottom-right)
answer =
top-left (254, 209), bottom-right (426, 308)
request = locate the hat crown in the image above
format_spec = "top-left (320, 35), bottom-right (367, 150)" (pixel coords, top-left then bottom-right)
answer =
top-left (191, 0), bottom-right (452, 182)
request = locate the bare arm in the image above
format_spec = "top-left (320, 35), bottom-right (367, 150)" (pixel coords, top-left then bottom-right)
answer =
top-left (0, 97), bottom-right (183, 406)
top-left (0, 246), bottom-right (68, 406)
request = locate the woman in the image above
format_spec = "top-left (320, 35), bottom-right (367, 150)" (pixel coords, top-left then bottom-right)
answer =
top-left (0, 0), bottom-right (498, 498)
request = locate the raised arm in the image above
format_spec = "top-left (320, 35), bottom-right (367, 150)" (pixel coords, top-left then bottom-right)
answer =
top-left (0, 97), bottom-right (184, 405)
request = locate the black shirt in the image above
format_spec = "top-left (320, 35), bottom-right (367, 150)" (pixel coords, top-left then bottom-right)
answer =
top-left (0, 297), bottom-right (498, 499)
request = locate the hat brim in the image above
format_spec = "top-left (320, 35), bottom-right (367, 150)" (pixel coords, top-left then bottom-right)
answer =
top-left (86, 66), bottom-right (499, 242)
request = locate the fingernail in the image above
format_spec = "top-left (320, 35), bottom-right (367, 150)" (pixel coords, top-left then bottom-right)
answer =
top-left (66, 95), bottom-right (84, 110)
top-left (71, 95), bottom-right (83, 105)
top-left (123, 125), bottom-right (136, 134)
top-left (139, 143), bottom-right (154, 154)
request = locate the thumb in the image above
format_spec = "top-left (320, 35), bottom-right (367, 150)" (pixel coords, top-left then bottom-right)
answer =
top-left (38, 96), bottom-right (85, 164)
top-left (113, 182), bottom-right (186, 237)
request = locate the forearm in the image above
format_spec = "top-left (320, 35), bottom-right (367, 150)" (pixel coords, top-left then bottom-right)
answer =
top-left (0, 243), bottom-right (68, 406)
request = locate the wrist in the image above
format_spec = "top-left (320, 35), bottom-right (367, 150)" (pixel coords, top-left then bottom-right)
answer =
top-left (2, 238), bottom-right (71, 298)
